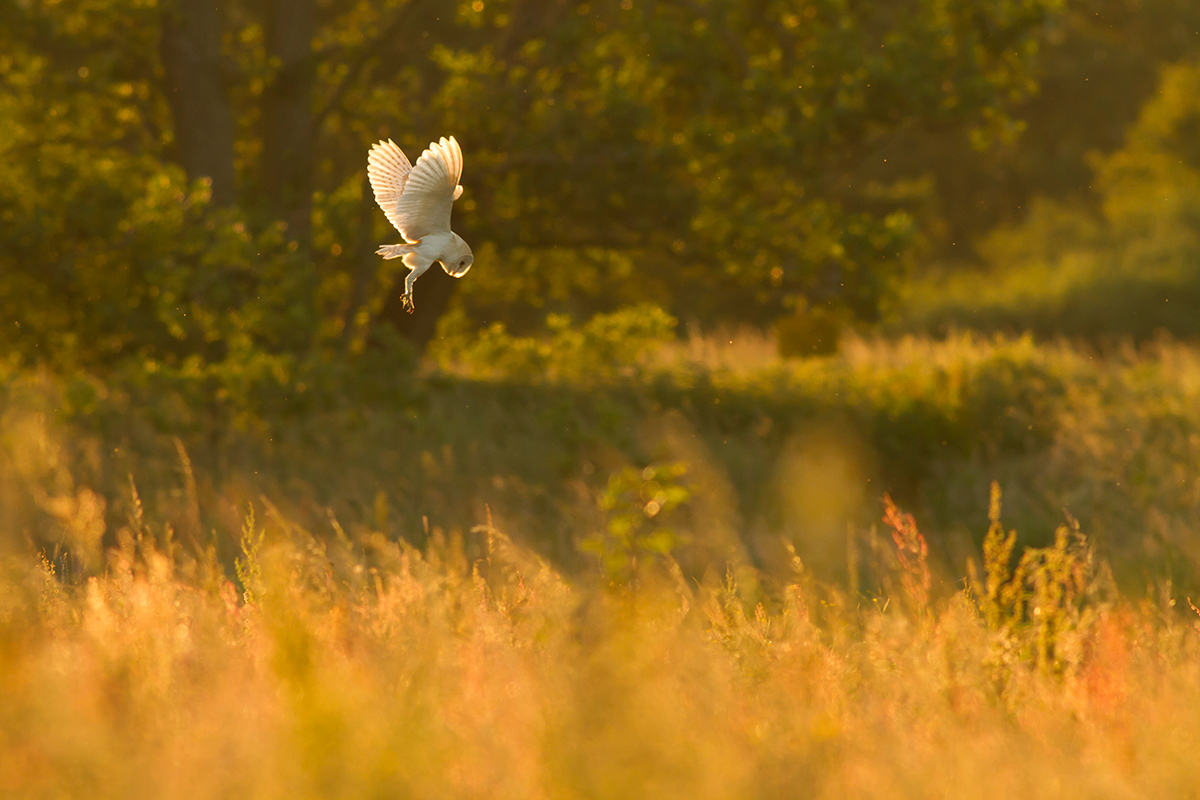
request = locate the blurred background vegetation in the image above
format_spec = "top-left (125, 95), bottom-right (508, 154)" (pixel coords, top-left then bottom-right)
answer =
top-left (4, 0), bottom-right (1200, 590)
top-left (11, 3), bottom-right (1200, 794)
top-left (0, 0), bottom-right (1090, 360)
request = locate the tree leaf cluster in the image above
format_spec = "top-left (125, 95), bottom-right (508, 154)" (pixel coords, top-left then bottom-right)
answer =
top-left (1, 0), bottom-right (1062, 371)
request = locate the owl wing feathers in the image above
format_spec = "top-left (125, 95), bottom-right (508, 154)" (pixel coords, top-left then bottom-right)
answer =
top-left (369, 136), bottom-right (464, 243)
top-left (367, 139), bottom-right (413, 238)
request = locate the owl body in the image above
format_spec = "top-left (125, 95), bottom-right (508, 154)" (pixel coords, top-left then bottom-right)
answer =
top-left (367, 136), bottom-right (472, 312)
top-left (377, 231), bottom-right (473, 277)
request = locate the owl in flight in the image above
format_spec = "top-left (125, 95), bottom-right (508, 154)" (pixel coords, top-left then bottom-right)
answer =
top-left (367, 135), bottom-right (473, 313)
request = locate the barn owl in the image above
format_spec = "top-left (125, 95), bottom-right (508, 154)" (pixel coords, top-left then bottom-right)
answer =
top-left (367, 135), bottom-right (473, 313)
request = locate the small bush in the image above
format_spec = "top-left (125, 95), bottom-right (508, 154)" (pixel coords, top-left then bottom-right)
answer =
top-left (433, 304), bottom-right (677, 383)
top-left (775, 302), bottom-right (846, 357)
top-left (581, 462), bottom-right (693, 585)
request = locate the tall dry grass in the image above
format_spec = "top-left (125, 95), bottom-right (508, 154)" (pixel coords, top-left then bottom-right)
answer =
top-left (5, 331), bottom-right (1200, 797)
top-left (4, 487), bottom-right (1200, 799)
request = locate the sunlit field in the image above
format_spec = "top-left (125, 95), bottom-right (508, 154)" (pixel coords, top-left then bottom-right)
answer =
top-left (7, 486), bottom-right (1200, 800)
top-left (6, 506), bottom-right (1200, 799)
top-left (8, 0), bottom-right (1200, 796)
top-left (5, 331), bottom-right (1200, 798)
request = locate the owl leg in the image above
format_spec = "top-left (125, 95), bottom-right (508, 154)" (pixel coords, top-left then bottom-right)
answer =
top-left (401, 256), bottom-right (433, 313)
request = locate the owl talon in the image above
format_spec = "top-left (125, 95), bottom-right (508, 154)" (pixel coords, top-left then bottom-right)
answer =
top-left (402, 293), bottom-right (415, 313)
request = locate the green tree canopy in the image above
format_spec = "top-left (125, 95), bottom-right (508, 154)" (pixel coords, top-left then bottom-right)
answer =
top-left (0, 0), bottom-right (1063, 370)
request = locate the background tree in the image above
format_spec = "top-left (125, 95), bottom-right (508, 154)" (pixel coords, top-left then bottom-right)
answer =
top-left (9, 0), bottom-right (1170, 371)
top-left (858, 0), bottom-right (1200, 262)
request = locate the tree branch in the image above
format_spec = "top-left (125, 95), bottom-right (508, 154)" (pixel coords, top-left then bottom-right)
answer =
top-left (309, 0), bottom-right (435, 137)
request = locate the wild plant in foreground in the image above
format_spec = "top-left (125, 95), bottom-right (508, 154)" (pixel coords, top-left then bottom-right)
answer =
top-left (968, 481), bottom-right (1110, 674)
top-left (882, 493), bottom-right (931, 614)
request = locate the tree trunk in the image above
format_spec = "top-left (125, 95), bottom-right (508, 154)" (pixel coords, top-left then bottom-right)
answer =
top-left (261, 0), bottom-right (316, 244)
top-left (159, 0), bottom-right (236, 205)
top-left (343, 173), bottom-right (381, 349)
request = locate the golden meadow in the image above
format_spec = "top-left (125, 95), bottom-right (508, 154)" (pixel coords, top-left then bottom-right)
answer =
top-left (5, 329), bottom-right (1200, 798)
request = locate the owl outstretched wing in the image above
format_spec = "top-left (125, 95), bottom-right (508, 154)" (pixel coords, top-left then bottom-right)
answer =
top-left (367, 139), bottom-right (412, 236)
top-left (368, 136), bottom-right (464, 243)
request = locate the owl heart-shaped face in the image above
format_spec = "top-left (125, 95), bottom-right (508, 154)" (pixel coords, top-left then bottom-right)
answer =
top-left (446, 255), bottom-right (473, 277)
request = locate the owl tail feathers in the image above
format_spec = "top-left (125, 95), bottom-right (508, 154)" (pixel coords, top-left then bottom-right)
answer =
top-left (376, 243), bottom-right (414, 260)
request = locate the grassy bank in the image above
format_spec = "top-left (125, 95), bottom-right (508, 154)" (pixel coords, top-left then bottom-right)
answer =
top-left (5, 329), bottom-right (1200, 590)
